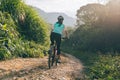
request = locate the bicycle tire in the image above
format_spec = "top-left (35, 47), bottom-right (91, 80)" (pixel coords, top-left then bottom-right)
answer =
top-left (48, 45), bottom-right (58, 69)
top-left (55, 57), bottom-right (58, 66)
top-left (51, 54), bottom-right (55, 66)
top-left (48, 50), bottom-right (52, 69)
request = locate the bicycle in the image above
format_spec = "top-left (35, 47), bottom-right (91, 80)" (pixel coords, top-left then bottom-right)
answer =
top-left (43, 37), bottom-right (67, 69)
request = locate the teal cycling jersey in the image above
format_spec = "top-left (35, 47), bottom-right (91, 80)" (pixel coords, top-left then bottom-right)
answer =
top-left (52, 22), bottom-right (65, 35)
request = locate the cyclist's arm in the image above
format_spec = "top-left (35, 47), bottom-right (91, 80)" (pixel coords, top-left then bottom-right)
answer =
top-left (63, 26), bottom-right (68, 39)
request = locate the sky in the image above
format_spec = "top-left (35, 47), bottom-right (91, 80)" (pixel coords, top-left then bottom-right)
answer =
top-left (24, 0), bottom-right (107, 18)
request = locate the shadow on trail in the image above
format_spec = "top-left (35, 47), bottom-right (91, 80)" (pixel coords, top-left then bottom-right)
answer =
top-left (0, 65), bottom-right (48, 80)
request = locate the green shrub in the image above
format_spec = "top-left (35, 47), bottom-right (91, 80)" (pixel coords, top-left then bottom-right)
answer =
top-left (0, 0), bottom-right (49, 60)
top-left (0, 49), bottom-right (12, 60)
top-left (85, 53), bottom-right (120, 80)
top-left (0, 0), bottom-right (49, 45)
top-left (0, 11), bottom-right (19, 59)
top-left (0, 11), bottom-right (48, 60)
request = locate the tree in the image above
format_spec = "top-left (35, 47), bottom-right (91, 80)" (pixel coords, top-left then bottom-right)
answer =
top-left (64, 1), bottom-right (120, 52)
top-left (76, 3), bottom-right (105, 26)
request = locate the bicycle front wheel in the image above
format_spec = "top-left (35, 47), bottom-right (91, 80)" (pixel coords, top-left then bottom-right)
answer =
top-left (48, 50), bottom-right (52, 69)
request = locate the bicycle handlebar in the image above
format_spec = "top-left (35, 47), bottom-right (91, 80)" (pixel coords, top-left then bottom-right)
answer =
top-left (61, 37), bottom-right (69, 39)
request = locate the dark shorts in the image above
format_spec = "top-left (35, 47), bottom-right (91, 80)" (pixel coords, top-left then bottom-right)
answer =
top-left (50, 32), bottom-right (61, 55)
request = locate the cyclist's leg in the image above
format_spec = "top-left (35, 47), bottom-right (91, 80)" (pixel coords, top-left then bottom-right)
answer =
top-left (50, 32), bottom-right (55, 50)
top-left (55, 34), bottom-right (61, 62)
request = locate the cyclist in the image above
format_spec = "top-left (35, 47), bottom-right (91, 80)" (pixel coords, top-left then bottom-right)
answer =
top-left (50, 15), bottom-right (68, 63)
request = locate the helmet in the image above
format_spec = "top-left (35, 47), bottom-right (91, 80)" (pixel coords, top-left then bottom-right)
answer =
top-left (57, 15), bottom-right (64, 20)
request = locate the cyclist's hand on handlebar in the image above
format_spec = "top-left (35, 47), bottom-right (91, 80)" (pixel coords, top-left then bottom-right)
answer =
top-left (62, 36), bottom-right (69, 39)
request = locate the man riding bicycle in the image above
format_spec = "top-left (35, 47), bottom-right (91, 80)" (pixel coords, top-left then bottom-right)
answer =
top-left (50, 15), bottom-right (68, 63)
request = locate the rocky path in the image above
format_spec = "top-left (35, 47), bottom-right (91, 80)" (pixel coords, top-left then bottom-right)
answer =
top-left (0, 53), bottom-right (84, 80)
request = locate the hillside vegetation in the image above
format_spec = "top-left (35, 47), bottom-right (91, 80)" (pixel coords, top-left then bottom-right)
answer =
top-left (0, 0), bottom-right (49, 60)
top-left (63, 2), bottom-right (120, 52)
top-left (62, 0), bottom-right (120, 79)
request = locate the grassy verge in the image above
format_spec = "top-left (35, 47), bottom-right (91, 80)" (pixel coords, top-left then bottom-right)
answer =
top-left (61, 47), bottom-right (120, 80)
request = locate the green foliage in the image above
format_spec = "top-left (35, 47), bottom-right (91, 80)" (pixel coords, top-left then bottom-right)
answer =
top-left (0, 0), bottom-right (49, 45)
top-left (19, 6), bottom-right (49, 44)
top-left (0, 50), bottom-right (12, 60)
top-left (14, 40), bottom-right (45, 58)
top-left (86, 53), bottom-right (120, 80)
top-left (0, 0), bottom-right (49, 60)
top-left (62, 47), bottom-right (120, 80)
top-left (0, 11), bottom-right (19, 60)
top-left (0, 0), bottom-right (21, 20)
top-left (0, 11), bottom-right (48, 60)
top-left (63, 2), bottom-right (120, 52)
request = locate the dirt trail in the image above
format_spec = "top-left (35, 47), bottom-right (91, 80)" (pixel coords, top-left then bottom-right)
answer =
top-left (0, 53), bottom-right (84, 80)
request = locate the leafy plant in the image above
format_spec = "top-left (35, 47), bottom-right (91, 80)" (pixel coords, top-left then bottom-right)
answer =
top-left (86, 53), bottom-right (120, 80)
top-left (0, 0), bottom-right (49, 60)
